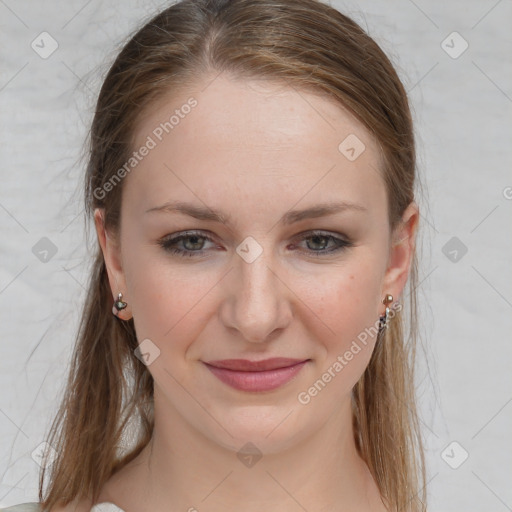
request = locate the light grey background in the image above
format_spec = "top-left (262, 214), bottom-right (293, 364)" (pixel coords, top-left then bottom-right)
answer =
top-left (1, 0), bottom-right (511, 510)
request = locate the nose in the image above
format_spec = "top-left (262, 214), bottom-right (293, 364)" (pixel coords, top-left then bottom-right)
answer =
top-left (220, 248), bottom-right (293, 344)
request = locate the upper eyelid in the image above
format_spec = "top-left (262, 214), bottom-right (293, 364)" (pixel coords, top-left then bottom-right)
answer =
top-left (162, 229), bottom-right (347, 242)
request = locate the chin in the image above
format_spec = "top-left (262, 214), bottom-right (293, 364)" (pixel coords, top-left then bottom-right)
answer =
top-left (200, 405), bottom-right (311, 455)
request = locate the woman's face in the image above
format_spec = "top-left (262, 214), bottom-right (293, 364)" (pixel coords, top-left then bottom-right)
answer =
top-left (96, 73), bottom-right (417, 453)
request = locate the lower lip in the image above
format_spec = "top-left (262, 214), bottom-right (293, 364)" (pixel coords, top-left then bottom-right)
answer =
top-left (204, 361), bottom-right (309, 392)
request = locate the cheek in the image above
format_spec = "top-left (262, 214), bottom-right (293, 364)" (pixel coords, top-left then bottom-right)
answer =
top-left (123, 247), bottom-right (220, 353)
top-left (305, 259), bottom-right (381, 333)
top-left (336, 268), bottom-right (382, 335)
top-left (302, 259), bottom-right (383, 383)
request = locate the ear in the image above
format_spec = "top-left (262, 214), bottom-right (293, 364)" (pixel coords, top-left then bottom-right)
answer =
top-left (94, 208), bottom-right (132, 320)
top-left (380, 201), bottom-right (419, 313)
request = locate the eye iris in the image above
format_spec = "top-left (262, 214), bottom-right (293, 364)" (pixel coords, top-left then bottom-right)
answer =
top-left (184, 235), bottom-right (204, 250)
top-left (308, 235), bottom-right (329, 250)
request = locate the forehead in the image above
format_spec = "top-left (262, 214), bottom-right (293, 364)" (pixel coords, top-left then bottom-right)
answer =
top-left (124, 73), bottom-right (386, 226)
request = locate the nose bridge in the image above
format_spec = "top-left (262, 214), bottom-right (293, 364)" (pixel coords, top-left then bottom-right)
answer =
top-left (226, 239), bottom-right (290, 342)
top-left (241, 249), bottom-right (276, 305)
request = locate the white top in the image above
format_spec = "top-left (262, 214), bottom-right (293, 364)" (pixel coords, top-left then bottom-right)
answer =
top-left (0, 503), bottom-right (125, 512)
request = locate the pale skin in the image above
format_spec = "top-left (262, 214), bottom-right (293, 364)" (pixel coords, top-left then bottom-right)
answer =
top-left (57, 72), bottom-right (418, 512)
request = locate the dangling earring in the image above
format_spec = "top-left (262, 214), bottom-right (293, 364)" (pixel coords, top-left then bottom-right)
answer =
top-left (112, 292), bottom-right (128, 317)
top-left (378, 294), bottom-right (394, 332)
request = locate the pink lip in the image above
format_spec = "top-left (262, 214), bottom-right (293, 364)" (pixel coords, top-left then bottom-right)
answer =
top-left (203, 358), bottom-right (309, 392)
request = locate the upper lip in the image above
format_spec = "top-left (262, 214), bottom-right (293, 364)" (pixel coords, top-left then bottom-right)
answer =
top-left (204, 358), bottom-right (308, 372)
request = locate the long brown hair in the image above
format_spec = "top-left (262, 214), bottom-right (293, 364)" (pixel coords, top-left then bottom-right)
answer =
top-left (39, 1), bottom-right (427, 510)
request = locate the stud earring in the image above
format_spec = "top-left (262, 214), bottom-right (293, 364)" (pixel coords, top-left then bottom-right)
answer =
top-left (378, 294), bottom-right (394, 332)
top-left (112, 292), bottom-right (128, 317)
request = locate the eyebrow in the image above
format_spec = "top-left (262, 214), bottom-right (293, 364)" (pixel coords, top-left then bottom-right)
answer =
top-left (145, 200), bottom-right (367, 226)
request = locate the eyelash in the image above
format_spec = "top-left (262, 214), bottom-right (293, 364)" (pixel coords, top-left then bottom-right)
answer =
top-left (157, 230), bottom-right (353, 258)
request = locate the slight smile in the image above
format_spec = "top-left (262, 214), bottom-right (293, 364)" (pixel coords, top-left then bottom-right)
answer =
top-left (203, 358), bottom-right (311, 392)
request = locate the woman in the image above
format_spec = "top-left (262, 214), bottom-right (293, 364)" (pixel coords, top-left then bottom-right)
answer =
top-left (2, 0), bottom-right (427, 510)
